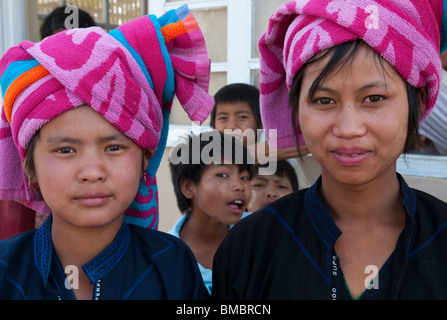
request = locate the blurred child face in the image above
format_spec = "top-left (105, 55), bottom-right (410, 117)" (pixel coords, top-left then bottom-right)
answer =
top-left (214, 102), bottom-right (259, 144)
top-left (248, 174), bottom-right (294, 212)
top-left (298, 45), bottom-right (415, 186)
top-left (185, 164), bottom-right (251, 225)
top-left (32, 106), bottom-right (149, 230)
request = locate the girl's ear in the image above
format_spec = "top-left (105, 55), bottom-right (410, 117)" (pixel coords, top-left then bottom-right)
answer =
top-left (417, 87), bottom-right (428, 117)
top-left (179, 177), bottom-right (195, 200)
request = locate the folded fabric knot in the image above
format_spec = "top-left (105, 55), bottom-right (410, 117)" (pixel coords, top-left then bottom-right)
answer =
top-left (0, 5), bottom-right (214, 229)
top-left (259, 0), bottom-right (447, 149)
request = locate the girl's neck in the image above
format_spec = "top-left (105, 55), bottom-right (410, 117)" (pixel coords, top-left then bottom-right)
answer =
top-left (319, 169), bottom-right (404, 227)
top-left (51, 215), bottom-right (123, 268)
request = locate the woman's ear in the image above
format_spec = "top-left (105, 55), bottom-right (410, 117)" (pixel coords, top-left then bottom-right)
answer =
top-left (417, 87), bottom-right (428, 118)
top-left (179, 177), bottom-right (195, 200)
top-left (143, 149), bottom-right (155, 170)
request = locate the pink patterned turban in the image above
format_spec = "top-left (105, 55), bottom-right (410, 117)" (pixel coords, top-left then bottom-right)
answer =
top-left (0, 5), bottom-right (214, 229)
top-left (259, 0), bottom-right (447, 149)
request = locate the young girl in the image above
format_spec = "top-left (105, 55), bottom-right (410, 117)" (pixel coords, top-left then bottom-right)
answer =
top-left (0, 5), bottom-right (212, 300)
top-left (212, 0), bottom-right (447, 300)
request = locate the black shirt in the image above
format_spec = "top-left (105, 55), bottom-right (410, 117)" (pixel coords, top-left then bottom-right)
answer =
top-left (212, 175), bottom-right (447, 299)
top-left (0, 216), bottom-right (209, 300)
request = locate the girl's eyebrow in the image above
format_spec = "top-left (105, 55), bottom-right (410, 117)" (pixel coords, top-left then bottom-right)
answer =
top-left (46, 134), bottom-right (128, 145)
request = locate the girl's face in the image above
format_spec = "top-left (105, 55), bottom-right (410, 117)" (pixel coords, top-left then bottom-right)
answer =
top-left (32, 106), bottom-right (149, 229)
top-left (183, 164), bottom-right (252, 225)
top-left (298, 45), bottom-right (418, 186)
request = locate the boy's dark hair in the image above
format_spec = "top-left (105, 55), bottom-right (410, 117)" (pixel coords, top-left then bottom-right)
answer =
top-left (289, 39), bottom-right (421, 156)
top-left (169, 131), bottom-right (255, 213)
top-left (254, 160), bottom-right (299, 191)
top-left (40, 6), bottom-right (96, 39)
top-left (210, 83), bottom-right (262, 129)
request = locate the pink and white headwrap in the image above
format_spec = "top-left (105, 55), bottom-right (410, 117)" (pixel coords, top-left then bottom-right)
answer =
top-left (259, 0), bottom-right (447, 149)
top-left (0, 5), bottom-right (214, 229)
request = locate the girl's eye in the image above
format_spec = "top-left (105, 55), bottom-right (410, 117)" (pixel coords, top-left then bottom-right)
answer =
top-left (241, 176), bottom-right (250, 181)
top-left (106, 145), bottom-right (123, 152)
top-left (217, 173), bottom-right (228, 178)
top-left (253, 183), bottom-right (265, 188)
top-left (365, 95), bottom-right (384, 103)
top-left (57, 147), bottom-right (74, 154)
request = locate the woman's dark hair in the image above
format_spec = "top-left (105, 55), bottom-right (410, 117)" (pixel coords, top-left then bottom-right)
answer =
top-left (289, 40), bottom-right (421, 156)
top-left (40, 6), bottom-right (96, 39)
top-left (210, 83), bottom-right (262, 129)
top-left (169, 131), bottom-right (255, 213)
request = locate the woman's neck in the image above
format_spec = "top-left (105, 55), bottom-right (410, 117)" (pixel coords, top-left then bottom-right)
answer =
top-left (319, 169), bottom-right (404, 228)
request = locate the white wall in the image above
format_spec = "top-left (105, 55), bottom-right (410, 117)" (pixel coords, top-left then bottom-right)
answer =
top-left (0, 0), bottom-right (27, 56)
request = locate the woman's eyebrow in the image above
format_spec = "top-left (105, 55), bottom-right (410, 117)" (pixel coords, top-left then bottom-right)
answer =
top-left (356, 81), bottom-right (388, 93)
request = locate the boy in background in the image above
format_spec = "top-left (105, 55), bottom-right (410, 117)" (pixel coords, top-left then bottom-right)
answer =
top-left (168, 131), bottom-right (254, 294)
top-left (248, 160), bottom-right (299, 213)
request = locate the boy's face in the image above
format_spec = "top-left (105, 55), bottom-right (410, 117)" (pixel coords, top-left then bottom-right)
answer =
top-left (32, 106), bottom-right (148, 230)
top-left (185, 164), bottom-right (251, 225)
top-left (248, 174), bottom-right (294, 212)
top-left (214, 102), bottom-right (259, 145)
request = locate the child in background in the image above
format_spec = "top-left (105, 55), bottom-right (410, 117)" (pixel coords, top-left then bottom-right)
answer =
top-left (168, 131), bottom-right (254, 294)
top-left (0, 5), bottom-right (212, 300)
top-left (210, 83), bottom-right (262, 144)
top-left (210, 82), bottom-right (308, 165)
top-left (248, 160), bottom-right (298, 213)
top-left (40, 5), bottom-right (96, 39)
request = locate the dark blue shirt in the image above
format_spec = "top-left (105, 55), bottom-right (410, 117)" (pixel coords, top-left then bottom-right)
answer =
top-left (0, 217), bottom-right (209, 300)
top-left (212, 175), bottom-right (447, 299)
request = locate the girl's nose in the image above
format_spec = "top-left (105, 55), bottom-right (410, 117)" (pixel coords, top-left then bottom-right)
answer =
top-left (77, 154), bottom-right (107, 183)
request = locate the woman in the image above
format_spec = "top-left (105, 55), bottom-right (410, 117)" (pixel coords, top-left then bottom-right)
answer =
top-left (212, 0), bottom-right (447, 300)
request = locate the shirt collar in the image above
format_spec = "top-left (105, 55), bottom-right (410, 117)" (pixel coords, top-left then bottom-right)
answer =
top-left (34, 216), bottom-right (131, 285)
top-left (305, 174), bottom-right (416, 248)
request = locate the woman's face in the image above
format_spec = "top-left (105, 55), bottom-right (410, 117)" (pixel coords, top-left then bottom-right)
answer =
top-left (298, 45), bottom-right (419, 186)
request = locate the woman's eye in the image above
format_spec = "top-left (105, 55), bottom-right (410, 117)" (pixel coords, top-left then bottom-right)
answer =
top-left (365, 95), bottom-right (384, 103)
top-left (316, 97), bottom-right (334, 105)
top-left (217, 173), bottom-right (228, 178)
top-left (241, 176), bottom-right (250, 181)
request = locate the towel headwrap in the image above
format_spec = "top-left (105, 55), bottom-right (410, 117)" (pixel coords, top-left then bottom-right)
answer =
top-left (259, 0), bottom-right (447, 149)
top-left (0, 5), bottom-right (214, 229)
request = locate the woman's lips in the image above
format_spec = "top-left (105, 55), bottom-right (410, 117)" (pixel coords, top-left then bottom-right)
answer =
top-left (330, 148), bottom-right (372, 166)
